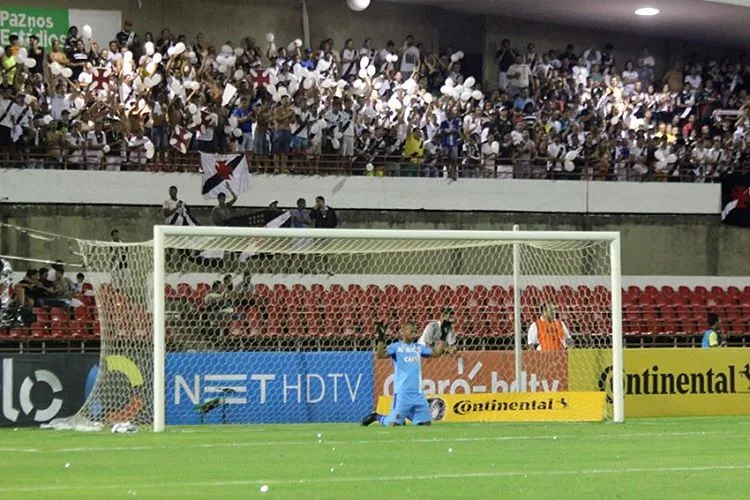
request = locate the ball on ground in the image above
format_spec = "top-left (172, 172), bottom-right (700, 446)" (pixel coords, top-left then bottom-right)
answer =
top-left (260, 485), bottom-right (269, 494)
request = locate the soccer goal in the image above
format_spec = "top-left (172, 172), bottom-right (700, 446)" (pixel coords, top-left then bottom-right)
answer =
top-left (69, 226), bottom-right (623, 431)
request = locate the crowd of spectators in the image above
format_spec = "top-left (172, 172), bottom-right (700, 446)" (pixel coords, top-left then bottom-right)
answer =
top-left (0, 21), bottom-right (749, 181)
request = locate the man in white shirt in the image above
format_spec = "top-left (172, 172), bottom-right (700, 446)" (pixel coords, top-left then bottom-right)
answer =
top-left (340, 38), bottom-right (357, 79)
top-left (196, 107), bottom-right (218, 153)
top-left (399, 36), bottom-right (420, 79)
top-left (86, 120), bottom-right (107, 170)
top-left (507, 55), bottom-right (532, 98)
top-left (340, 98), bottom-right (356, 158)
top-left (163, 185), bottom-right (197, 226)
top-left (418, 307), bottom-right (457, 353)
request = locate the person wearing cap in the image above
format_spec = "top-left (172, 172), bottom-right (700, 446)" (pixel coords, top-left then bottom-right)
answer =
top-left (701, 313), bottom-right (723, 348)
top-left (264, 199), bottom-right (283, 225)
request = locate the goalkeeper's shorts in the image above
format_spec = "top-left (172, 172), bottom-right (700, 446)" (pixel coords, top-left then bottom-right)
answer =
top-left (382, 392), bottom-right (431, 426)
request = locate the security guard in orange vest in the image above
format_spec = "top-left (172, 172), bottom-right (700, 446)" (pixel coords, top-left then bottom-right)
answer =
top-left (527, 304), bottom-right (573, 351)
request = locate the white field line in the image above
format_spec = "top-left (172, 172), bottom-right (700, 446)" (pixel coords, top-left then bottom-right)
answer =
top-left (1, 465), bottom-right (749, 493)
top-left (0, 429), bottom-right (741, 454)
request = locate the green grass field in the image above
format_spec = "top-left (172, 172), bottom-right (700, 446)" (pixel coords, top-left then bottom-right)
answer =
top-left (1, 418), bottom-right (749, 499)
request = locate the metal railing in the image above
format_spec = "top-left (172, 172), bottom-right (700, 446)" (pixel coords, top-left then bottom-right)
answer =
top-left (1, 149), bottom-right (748, 182)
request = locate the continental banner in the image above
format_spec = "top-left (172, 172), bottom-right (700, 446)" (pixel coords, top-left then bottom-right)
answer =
top-left (374, 351), bottom-right (568, 406)
top-left (376, 391), bottom-right (606, 423)
top-left (569, 348), bottom-right (750, 417)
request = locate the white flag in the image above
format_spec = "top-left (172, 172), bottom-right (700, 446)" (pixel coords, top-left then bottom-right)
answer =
top-left (200, 153), bottom-right (251, 200)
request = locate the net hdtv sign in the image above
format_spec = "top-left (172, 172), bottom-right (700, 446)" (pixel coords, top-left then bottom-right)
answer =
top-left (166, 352), bottom-right (374, 424)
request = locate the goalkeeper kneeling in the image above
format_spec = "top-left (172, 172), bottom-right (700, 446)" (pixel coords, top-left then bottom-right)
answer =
top-left (361, 320), bottom-right (446, 427)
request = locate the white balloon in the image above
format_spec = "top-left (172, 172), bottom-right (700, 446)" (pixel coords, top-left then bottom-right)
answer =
top-left (234, 47), bottom-right (244, 57)
top-left (146, 61), bottom-right (157, 74)
top-left (18, 47), bottom-right (27, 59)
top-left (174, 42), bottom-right (186, 55)
top-left (167, 47), bottom-right (175, 57)
top-left (367, 65), bottom-right (376, 77)
top-left (216, 54), bottom-right (226, 65)
top-left (472, 90), bottom-right (483, 101)
top-left (423, 93), bottom-right (433, 104)
top-left (226, 56), bottom-right (236, 67)
top-left (187, 103), bottom-right (198, 114)
top-left (294, 39), bottom-right (303, 48)
top-left (460, 90), bottom-right (472, 101)
top-left (360, 56), bottom-right (370, 69)
top-left (233, 128), bottom-right (242, 138)
top-left (145, 42), bottom-right (155, 56)
top-left (445, 77), bottom-right (455, 88)
top-left (346, 0), bottom-right (371, 11)
top-left (366, 162), bottom-right (374, 172)
top-left (62, 68), bottom-right (73, 78)
top-left (218, 64), bottom-right (228, 74)
top-left (102, 145), bottom-right (110, 154)
top-left (464, 76), bottom-right (476, 89)
top-left (450, 54), bottom-right (459, 63)
top-left (50, 62), bottom-right (61, 75)
top-left (440, 85), bottom-right (451, 96)
top-left (455, 85), bottom-right (464, 95)
top-left (303, 78), bottom-right (313, 90)
top-left (358, 67), bottom-right (368, 79)
top-left (145, 73), bottom-right (162, 88)
top-left (266, 32), bottom-right (275, 43)
top-left (221, 44), bottom-right (232, 55)
top-left (234, 69), bottom-right (245, 81)
top-left (82, 25), bottom-right (92, 40)
top-left (287, 42), bottom-right (296, 53)
top-left (145, 141), bottom-right (155, 159)
top-left (23, 58), bottom-right (36, 68)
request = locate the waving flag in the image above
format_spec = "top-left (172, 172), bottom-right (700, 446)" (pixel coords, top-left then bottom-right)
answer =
top-left (200, 153), bottom-right (251, 200)
top-left (721, 174), bottom-right (750, 227)
top-left (170, 125), bottom-right (193, 154)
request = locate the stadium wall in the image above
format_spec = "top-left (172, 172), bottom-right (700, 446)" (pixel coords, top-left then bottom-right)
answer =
top-left (2, 204), bottom-right (750, 277)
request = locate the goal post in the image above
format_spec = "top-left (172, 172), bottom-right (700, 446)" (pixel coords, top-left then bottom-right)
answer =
top-left (151, 226), bottom-right (624, 432)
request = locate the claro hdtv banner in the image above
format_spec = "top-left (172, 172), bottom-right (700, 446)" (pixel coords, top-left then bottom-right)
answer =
top-left (570, 348), bottom-right (750, 417)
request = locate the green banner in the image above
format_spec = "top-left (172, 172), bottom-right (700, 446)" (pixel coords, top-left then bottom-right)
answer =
top-left (0, 6), bottom-right (69, 49)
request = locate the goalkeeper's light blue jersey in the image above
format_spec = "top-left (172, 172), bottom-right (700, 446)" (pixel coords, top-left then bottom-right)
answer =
top-left (387, 341), bottom-right (432, 394)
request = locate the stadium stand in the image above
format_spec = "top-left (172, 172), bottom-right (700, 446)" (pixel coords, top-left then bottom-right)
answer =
top-left (2, 283), bottom-right (748, 350)
top-left (0, 20), bottom-right (748, 180)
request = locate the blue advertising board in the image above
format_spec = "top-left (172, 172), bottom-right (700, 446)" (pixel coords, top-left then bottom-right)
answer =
top-left (166, 351), bottom-right (374, 424)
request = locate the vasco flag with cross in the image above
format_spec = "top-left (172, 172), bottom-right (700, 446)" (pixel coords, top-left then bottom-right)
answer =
top-left (200, 153), bottom-right (251, 200)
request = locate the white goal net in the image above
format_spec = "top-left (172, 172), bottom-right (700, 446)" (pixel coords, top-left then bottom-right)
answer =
top-left (65, 228), bottom-right (623, 430)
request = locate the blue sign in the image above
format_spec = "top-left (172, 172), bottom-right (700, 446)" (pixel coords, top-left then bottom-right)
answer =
top-left (166, 351), bottom-right (374, 425)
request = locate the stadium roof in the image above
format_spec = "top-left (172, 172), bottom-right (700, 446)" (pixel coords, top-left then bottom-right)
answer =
top-left (386, 0), bottom-right (750, 48)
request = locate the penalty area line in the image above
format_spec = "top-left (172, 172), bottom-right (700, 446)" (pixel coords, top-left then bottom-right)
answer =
top-left (0, 464), bottom-right (749, 493)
